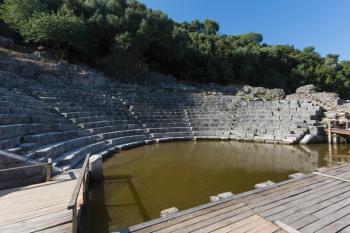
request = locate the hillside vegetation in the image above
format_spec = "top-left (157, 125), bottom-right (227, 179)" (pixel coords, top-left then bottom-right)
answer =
top-left (0, 0), bottom-right (350, 98)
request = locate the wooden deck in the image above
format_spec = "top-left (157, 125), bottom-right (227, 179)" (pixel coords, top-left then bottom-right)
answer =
top-left (0, 170), bottom-right (78, 233)
top-left (126, 164), bottom-right (350, 233)
top-left (328, 128), bottom-right (350, 137)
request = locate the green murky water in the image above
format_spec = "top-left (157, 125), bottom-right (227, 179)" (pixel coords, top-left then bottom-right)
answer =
top-left (84, 141), bottom-right (350, 233)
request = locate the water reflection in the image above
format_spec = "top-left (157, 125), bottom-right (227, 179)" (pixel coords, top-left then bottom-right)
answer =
top-left (86, 141), bottom-right (349, 233)
top-left (326, 143), bottom-right (350, 163)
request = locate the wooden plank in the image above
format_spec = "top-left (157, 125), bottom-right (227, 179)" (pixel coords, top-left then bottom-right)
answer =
top-left (339, 225), bottom-right (350, 233)
top-left (211, 215), bottom-right (262, 233)
top-left (245, 221), bottom-right (279, 233)
top-left (0, 179), bottom-right (74, 197)
top-left (0, 201), bottom-right (69, 226)
top-left (0, 209), bottom-right (72, 233)
top-left (289, 215), bottom-right (318, 230)
top-left (0, 186), bottom-right (73, 205)
top-left (39, 223), bottom-right (73, 233)
top-left (242, 176), bottom-right (328, 207)
top-left (267, 185), bottom-right (350, 221)
top-left (246, 177), bottom-right (339, 212)
top-left (297, 204), bottom-right (350, 232)
top-left (0, 180), bottom-right (61, 196)
top-left (0, 172), bottom-right (77, 233)
top-left (329, 128), bottom-right (350, 136)
top-left (255, 180), bottom-right (349, 218)
top-left (135, 199), bottom-right (244, 232)
top-left (0, 182), bottom-right (75, 210)
top-left (152, 204), bottom-right (249, 233)
top-left (226, 216), bottom-right (267, 233)
top-left (188, 210), bottom-right (254, 233)
top-left (315, 214), bottom-right (350, 233)
top-left (241, 175), bottom-right (321, 203)
top-left (312, 196), bottom-right (350, 218)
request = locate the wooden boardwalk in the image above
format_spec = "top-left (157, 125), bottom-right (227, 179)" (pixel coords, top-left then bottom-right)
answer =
top-left (0, 170), bottom-right (78, 233)
top-left (328, 128), bottom-right (350, 137)
top-left (127, 164), bottom-right (350, 233)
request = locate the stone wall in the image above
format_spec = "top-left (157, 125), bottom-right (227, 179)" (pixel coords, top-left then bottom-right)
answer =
top-left (231, 100), bottom-right (323, 144)
top-left (286, 84), bottom-right (342, 110)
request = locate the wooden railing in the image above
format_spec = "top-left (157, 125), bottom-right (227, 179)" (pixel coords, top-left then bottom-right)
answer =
top-left (327, 119), bottom-right (350, 129)
top-left (0, 154), bottom-right (52, 190)
top-left (326, 119), bottom-right (350, 143)
top-left (67, 155), bottom-right (90, 233)
top-left (0, 160), bottom-right (52, 180)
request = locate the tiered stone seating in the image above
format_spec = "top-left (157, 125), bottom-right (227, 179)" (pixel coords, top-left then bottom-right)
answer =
top-left (231, 100), bottom-right (323, 144)
top-left (186, 95), bottom-right (238, 139)
top-left (0, 88), bottom-right (95, 170)
top-left (122, 92), bottom-right (194, 142)
top-left (0, 83), bottom-right (326, 173)
top-left (30, 88), bottom-right (148, 159)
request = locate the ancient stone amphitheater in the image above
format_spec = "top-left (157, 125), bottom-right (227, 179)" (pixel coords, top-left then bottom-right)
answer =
top-left (0, 84), bottom-right (324, 172)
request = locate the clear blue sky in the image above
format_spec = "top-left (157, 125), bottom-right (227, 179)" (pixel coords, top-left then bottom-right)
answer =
top-left (140, 0), bottom-right (350, 60)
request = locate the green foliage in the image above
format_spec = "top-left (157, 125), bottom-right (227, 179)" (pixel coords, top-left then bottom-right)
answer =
top-left (0, 0), bottom-right (349, 98)
top-left (20, 7), bottom-right (89, 58)
top-left (0, 0), bottom-right (47, 31)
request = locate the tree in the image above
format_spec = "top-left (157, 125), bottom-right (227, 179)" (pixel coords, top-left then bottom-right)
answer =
top-left (204, 19), bottom-right (219, 35)
top-left (0, 0), bottom-right (47, 31)
top-left (1, 0), bottom-right (350, 98)
top-left (21, 7), bottom-right (89, 59)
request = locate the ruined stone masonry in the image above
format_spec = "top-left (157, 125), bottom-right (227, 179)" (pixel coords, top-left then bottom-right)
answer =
top-left (0, 44), bottom-right (336, 172)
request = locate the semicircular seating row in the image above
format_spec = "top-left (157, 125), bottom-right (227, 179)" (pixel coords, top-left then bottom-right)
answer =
top-left (0, 86), bottom-right (323, 172)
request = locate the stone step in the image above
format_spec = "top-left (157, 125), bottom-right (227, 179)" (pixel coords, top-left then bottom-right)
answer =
top-left (80, 121), bottom-right (141, 130)
top-left (0, 136), bottom-right (21, 150)
top-left (107, 134), bottom-right (148, 147)
top-left (54, 105), bottom-right (128, 113)
top-left (190, 120), bottom-right (232, 125)
top-left (0, 100), bottom-right (48, 110)
top-left (23, 130), bottom-right (89, 146)
top-left (25, 135), bottom-right (100, 160)
top-left (192, 127), bottom-right (230, 131)
top-left (0, 106), bottom-right (52, 116)
top-left (135, 115), bottom-right (187, 120)
top-left (52, 101), bottom-right (127, 108)
top-left (132, 110), bottom-right (185, 115)
top-left (0, 114), bottom-right (31, 125)
top-left (147, 127), bottom-right (192, 133)
top-left (71, 115), bottom-right (139, 124)
top-left (88, 124), bottom-right (144, 134)
top-left (194, 131), bottom-right (229, 137)
top-left (53, 141), bottom-right (109, 169)
top-left (150, 132), bottom-right (194, 139)
top-left (31, 115), bottom-right (69, 124)
top-left (97, 129), bottom-right (147, 140)
top-left (0, 123), bottom-right (76, 140)
top-left (62, 111), bottom-right (104, 119)
top-left (145, 122), bottom-right (191, 128)
top-left (140, 119), bottom-right (189, 124)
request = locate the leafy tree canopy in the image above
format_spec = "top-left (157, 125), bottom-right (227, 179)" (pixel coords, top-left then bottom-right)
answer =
top-left (0, 0), bottom-right (349, 98)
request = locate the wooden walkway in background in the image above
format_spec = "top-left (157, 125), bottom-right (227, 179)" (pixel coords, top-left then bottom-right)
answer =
top-left (127, 164), bottom-right (350, 233)
top-left (0, 171), bottom-right (78, 233)
top-left (328, 128), bottom-right (350, 137)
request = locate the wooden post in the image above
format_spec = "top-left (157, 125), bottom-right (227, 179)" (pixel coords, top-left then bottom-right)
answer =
top-left (46, 158), bottom-right (52, 182)
top-left (72, 206), bottom-right (78, 233)
top-left (328, 143), bottom-right (333, 164)
top-left (328, 119), bottom-right (332, 144)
